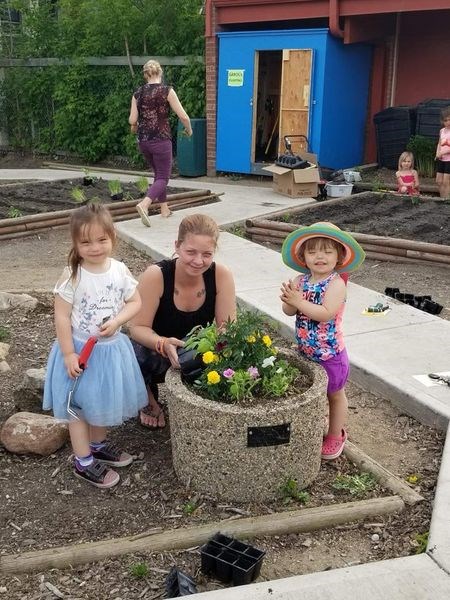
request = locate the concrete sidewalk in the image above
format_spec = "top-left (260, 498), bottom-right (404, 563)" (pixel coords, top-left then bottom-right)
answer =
top-left (3, 167), bottom-right (450, 598)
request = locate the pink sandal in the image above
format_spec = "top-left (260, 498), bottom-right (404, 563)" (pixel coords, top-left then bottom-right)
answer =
top-left (321, 429), bottom-right (347, 460)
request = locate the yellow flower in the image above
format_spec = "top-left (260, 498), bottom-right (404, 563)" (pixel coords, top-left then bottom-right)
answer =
top-left (202, 351), bottom-right (215, 364)
top-left (207, 370), bottom-right (221, 385)
top-left (406, 474), bottom-right (419, 485)
top-left (213, 354), bottom-right (219, 362)
top-left (246, 335), bottom-right (256, 343)
top-left (262, 335), bottom-right (272, 347)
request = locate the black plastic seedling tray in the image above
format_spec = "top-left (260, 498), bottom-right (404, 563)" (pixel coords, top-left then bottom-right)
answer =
top-left (200, 533), bottom-right (265, 586)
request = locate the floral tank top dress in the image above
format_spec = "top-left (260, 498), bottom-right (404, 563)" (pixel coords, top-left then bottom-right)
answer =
top-left (295, 272), bottom-right (345, 363)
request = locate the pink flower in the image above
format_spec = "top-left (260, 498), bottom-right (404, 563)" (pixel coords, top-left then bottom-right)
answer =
top-left (247, 366), bottom-right (259, 379)
top-left (223, 368), bottom-right (235, 379)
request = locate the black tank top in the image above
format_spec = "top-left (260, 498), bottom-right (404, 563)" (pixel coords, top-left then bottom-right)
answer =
top-left (152, 259), bottom-right (216, 340)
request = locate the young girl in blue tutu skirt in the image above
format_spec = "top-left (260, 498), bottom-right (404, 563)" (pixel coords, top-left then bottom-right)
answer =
top-left (43, 204), bottom-right (147, 488)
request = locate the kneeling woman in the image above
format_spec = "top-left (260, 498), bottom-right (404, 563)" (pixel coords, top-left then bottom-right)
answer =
top-left (129, 213), bottom-right (236, 429)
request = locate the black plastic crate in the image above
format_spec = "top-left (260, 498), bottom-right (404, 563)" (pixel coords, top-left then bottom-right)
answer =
top-left (416, 99), bottom-right (450, 140)
top-left (200, 533), bottom-right (265, 586)
top-left (373, 106), bottom-right (417, 169)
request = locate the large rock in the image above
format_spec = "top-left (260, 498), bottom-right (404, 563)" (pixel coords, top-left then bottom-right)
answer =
top-left (0, 412), bottom-right (69, 456)
top-left (14, 367), bottom-right (46, 413)
top-left (0, 292), bottom-right (38, 311)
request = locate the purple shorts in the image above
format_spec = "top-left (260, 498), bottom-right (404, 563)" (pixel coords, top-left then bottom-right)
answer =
top-left (319, 348), bottom-right (349, 394)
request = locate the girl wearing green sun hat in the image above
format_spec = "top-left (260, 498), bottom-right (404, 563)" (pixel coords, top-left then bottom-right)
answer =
top-left (280, 222), bottom-right (365, 461)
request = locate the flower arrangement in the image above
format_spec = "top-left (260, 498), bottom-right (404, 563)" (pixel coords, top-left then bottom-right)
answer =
top-left (183, 310), bottom-right (299, 403)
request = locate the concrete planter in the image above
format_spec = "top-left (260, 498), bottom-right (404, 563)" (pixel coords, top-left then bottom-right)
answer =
top-left (166, 350), bottom-right (327, 502)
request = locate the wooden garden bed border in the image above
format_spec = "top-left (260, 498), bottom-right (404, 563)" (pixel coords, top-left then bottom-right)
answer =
top-left (245, 192), bottom-right (450, 267)
top-left (0, 190), bottom-right (222, 241)
top-left (0, 440), bottom-right (422, 575)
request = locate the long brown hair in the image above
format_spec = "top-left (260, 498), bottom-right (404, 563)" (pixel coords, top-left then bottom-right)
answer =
top-left (68, 204), bottom-right (116, 280)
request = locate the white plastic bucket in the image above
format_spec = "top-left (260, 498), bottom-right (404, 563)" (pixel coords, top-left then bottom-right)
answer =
top-left (325, 182), bottom-right (354, 197)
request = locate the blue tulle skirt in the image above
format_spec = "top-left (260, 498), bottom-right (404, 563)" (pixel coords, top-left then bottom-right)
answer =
top-left (43, 331), bottom-right (148, 426)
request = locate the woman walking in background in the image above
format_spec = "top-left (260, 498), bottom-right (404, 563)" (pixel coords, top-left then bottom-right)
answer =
top-left (129, 59), bottom-right (193, 225)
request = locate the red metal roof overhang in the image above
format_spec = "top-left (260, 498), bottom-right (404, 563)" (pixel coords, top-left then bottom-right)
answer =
top-left (206, 0), bottom-right (450, 40)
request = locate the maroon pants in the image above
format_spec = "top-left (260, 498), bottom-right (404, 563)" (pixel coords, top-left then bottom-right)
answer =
top-left (138, 139), bottom-right (173, 203)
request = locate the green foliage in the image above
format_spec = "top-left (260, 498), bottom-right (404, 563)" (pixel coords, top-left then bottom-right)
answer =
top-left (108, 179), bottom-right (123, 195)
top-left (129, 562), bottom-right (149, 578)
top-left (413, 531), bottom-right (429, 554)
top-left (135, 176), bottom-right (149, 195)
top-left (182, 499), bottom-right (198, 515)
top-left (7, 206), bottom-right (23, 218)
top-left (332, 472), bottom-right (377, 497)
top-left (2, 0), bottom-right (205, 163)
top-left (407, 135), bottom-right (436, 178)
top-left (184, 310), bottom-right (299, 403)
top-left (279, 477), bottom-right (310, 505)
top-left (70, 187), bottom-right (87, 203)
top-left (0, 326), bottom-right (11, 342)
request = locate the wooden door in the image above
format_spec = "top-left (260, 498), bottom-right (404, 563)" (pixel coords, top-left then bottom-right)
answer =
top-left (278, 49), bottom-right (313, 155)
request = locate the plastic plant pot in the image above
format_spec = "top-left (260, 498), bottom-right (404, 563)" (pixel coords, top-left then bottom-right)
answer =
top-left (177, 342), bottom-right (205, 384)
top-left (200, 542), bottom-right (222, 574)
top-left (232, 556), bottom-right (255, 586)
top-left (229, 540), bottom-right (248, 553)
top-left (212, 533), bottom-right (234, 546)
top-left (215, 550), bottom-right (238, 582)
top-left (110, 192), bottom-right (124, 202)
top-left (422, 299), bottom-right (443, 315)
top-left (385, 287), bottom-right (400, 298)
top-left (201, 533), bottom-right (266, 586)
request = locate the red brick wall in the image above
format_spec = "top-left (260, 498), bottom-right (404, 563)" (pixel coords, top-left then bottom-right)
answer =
top-left (205, 35), bottom-right (218, 176)
top-left (395, 11), bottom-right (450, 105)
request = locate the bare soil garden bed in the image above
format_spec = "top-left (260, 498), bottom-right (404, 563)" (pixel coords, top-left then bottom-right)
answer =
top-left (0, 178), bottom-right (194, 220)
top-left (276, 191), bottom-right (450, 245)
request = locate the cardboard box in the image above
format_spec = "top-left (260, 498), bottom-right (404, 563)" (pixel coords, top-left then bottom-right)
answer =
top-left (263, 152), bottom-right (320, 198)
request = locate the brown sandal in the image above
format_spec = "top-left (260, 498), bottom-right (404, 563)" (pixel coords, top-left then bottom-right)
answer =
top-left (139, 403), bottom-right (166, 430)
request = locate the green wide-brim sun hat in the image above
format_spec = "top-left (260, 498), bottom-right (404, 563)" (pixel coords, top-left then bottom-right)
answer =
top-left (281, 222), bottom-right (366, 273)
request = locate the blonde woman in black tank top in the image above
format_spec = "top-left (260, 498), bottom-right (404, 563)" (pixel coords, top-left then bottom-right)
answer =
top-left (130, 214), bottom-right (236, 428)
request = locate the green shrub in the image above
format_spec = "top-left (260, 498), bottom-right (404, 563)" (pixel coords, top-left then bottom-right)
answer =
top-left (332, 472), bottom-right (377, 496)
top-left (407, 135), bottom-right (436, 178)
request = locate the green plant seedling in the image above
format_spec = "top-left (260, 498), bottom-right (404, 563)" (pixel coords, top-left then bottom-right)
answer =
top-left (7, 206), bottom-right (23, 218)
top-left (279, 477), bottom-right (310, 505)
top-left (108, 179), bottom-right (123, 195)
top-left (183, 499), bottom-right (198, 515)
top-left (135, 176), bottom-right (148, 195)
top-left (130, 562), bottom-right (149, 578)
top-left (407, 135), bottom-right (436, 178)
top-left (413, 531), bottom-right (429, 554)
top-left (228, 225), bottom-right (245, 238)
top-left (0, 325), bottom-right (10, 342)
top-left (70, 187), bottom-right (87, 204)
top-left (332, 472), bottom-right (376, 496)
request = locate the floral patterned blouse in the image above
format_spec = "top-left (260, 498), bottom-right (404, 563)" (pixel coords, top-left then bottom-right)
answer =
top-left (134, 83), bottom-right (172, 141)
top-left (295, 272), bottom-right (345, 362)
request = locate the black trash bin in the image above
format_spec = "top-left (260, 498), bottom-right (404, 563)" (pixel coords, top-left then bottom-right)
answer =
top-left (374, 106), bottom-right (417, 169)
top-left (416, 99), bottom-right (450, 140)
top-left (176, 118), bottom-right (206, 177)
